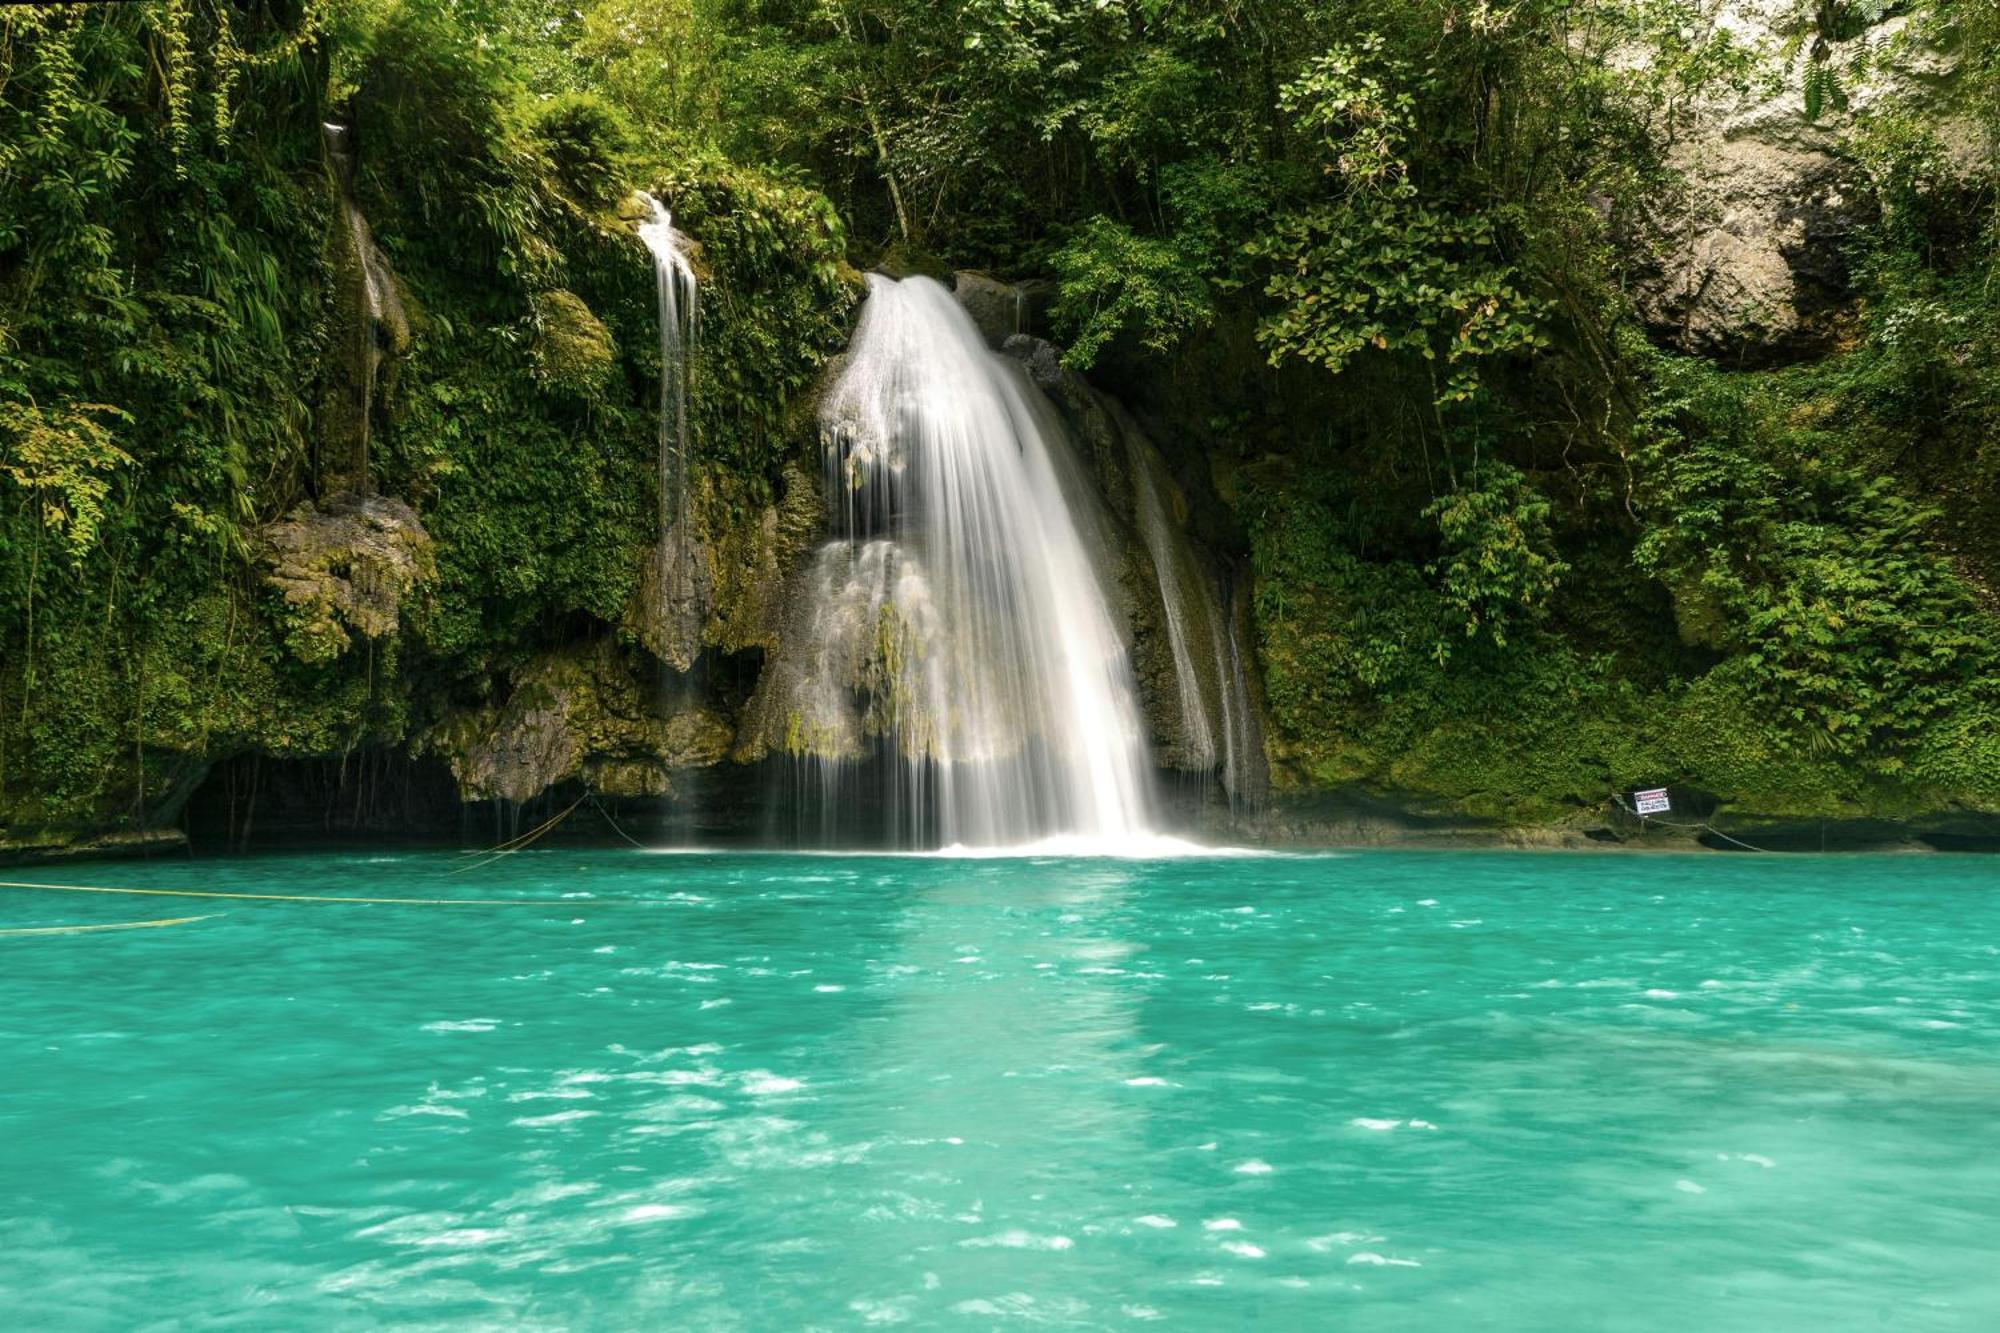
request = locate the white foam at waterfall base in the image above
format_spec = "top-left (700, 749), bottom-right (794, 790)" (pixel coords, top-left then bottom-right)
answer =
top-left (771, 274), bottom-right (1162, 848)
top-left (634, 839), bottom-right (1285, 859)
top-left (922, 833), bottom-right (1261, 859)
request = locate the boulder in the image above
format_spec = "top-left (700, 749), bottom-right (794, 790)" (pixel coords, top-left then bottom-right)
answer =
top-left (952, 271), bottom-right (1031, 347)
top-left (529, 288), bottom-right (616, 395)
top-left (953, 272), bottom-right (1056, 349)
top-left (260, 495), bottom-right (434, 664)
top-left (1625, 1), bottom-right (1978, 361)
top-left (434, 641), bottom-right (730, 804)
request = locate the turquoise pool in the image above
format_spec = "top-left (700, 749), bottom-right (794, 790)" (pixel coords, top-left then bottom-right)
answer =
top-left (2, 850), bottom-right (1996, 1327)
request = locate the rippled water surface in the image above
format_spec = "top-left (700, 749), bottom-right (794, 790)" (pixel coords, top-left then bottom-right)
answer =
top-left (4, 850), bottom-right (1999, 1328)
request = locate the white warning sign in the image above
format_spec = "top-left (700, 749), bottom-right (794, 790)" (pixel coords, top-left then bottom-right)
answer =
top-left (1633, 788), bottom-right (1672, 816)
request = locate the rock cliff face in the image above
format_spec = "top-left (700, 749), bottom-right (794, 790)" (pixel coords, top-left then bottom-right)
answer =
top-left (260, 496), bottom-right (436, 664)
top-left (625, 461), bottom-right (824, 672)
top-left (431, 641), bottom-right (731, 806)
top-left (1626, 1), bottom-right (1978, 361)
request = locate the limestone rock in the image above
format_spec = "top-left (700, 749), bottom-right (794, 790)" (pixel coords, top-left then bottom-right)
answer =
top-left (953, 271), bottom-right (1056, 349)
top-left (630, 526), bottom-right (711, 672)
top-left (260, 496), bottom-right (434, 664)
top-left (628, 463), bottom-right (823, 671)
top-left (1626, 2), bottom-right (1978, 361)
top-left (434, 641), bottom-right (728, 804)
top-left (1630, 143), bottom-right (1868, 359)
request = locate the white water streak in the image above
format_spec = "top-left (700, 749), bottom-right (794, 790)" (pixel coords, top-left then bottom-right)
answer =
top-left (637, 194), bottom-right (699, 544)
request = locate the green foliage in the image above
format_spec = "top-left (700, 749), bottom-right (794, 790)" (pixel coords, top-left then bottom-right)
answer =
top-left (0, 400), bottom-right (133, 559)
top-left (0, 0), bottom-right (857, 837)
top-left (1784, 1), bottom-right (1898, 121)
top-left (1635, 354), bottom-right (1998, 758)
top-left (526, 91), bottom-right (632, 208)
top-left (658, 160), bottom-right (856, 472)
top-left (1424, 464), bottom-right (1568, 649)
top-left (1049, 217), bottom-right (1212, 368)
top-left (1251, 199), bottom-right (1548, 402)
top-left (1280, 34), bottom-right (1414, 189)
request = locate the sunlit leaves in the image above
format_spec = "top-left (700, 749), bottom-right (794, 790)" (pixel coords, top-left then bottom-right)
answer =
top-left (0, 400), bottom-right (133, 559)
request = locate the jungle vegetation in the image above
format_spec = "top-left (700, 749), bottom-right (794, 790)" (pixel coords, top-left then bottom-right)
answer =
top-left (2, 0), bottom-right (1997, 839)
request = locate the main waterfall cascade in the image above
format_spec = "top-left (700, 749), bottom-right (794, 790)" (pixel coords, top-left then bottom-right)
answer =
top-left (757, 274), bottom-right (1165, 850)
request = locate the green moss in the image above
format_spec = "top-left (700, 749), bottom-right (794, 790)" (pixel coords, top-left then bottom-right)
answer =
top-left (528, 289), bottom-right (617, 395)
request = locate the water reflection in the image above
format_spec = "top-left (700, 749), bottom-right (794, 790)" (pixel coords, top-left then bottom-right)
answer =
top-left (830, 858), bottom-right (1145, 1321)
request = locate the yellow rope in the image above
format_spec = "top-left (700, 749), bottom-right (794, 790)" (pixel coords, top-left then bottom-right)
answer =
top-left (456, 795), bottom-right (585, 858)
top-left (450, 795), bottom-right (587, 874)
top-left (0, 879), bottom-right (621, 907)
top-left (0, 913), bottom-right (221, 937)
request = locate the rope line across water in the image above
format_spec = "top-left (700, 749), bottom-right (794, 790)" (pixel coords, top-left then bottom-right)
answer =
top-left (449, 795), bottom-right (588, 875)
top-left (0, 880), bottom-right (643, 908)
top-left (587, 794), bottom-right (653, 851)
top-left (0, 913), bottom-right (222, 937)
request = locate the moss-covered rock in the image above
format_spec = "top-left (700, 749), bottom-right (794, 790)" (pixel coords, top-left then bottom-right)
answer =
top-left (431, 640), bottom-right (731, 805)
top-left (260, 496), bottom-right (436, 665)
top-left (529, 288), bottom-right (617, 395)
top-left (627, 461), bottom-right (824, 669)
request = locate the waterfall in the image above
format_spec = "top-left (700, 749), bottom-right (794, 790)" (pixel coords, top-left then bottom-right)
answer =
top-left (1131, 446), bottom-right (1218, 774)
top-left (760, 275), bottom-right (1161, 850)
top-left (321, 122), bottom-right (407, 495)
top-left (636, 194), bottom-right (705, 842)
top-left (1128, 435), bottom-right (1263, 806)
top-left (636, 194), bottom-right (699, 552)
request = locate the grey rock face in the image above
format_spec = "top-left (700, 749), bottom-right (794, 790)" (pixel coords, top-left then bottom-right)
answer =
top-left (952, 271), bottom-right (1054, 348)
top-left (1626, 2), bottom-right (1976, 361)
top-left (951, 270), bottom-right (1029, 347)
top-left (1632, 143), bottom-right (1870, 360)
top-left (435, 642), bottom-right (730, 805)
top-left (260, 495), bottom-right (435, 663)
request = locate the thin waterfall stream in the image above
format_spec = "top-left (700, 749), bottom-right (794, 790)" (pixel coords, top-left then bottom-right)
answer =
top-left (637, 193), bottom-right (699, 582)
top-left (638, 193), bottom-right (703, 840)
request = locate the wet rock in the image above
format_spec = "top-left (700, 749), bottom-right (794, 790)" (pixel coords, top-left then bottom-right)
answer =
top-left (629, 463), bottom-right (823, 672)
top-left (434, 642), bottom-right (728, 804)
top-left (630, 526), bottom-right (711, 673)
top-left (260, 496), bottom-right (434, 664)
top-left (876, 243), bottom-right (952, 283)
top-left (952, 271), bottom-right (1045, 348)
top-left (585, 757), bottom-right (673, 800)
top-left (0, 827), bottom-right (190, 868)
top-left (710, 462), bottom-right (823, 655)
top-left (321, 123), bottom-right (413, 494)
